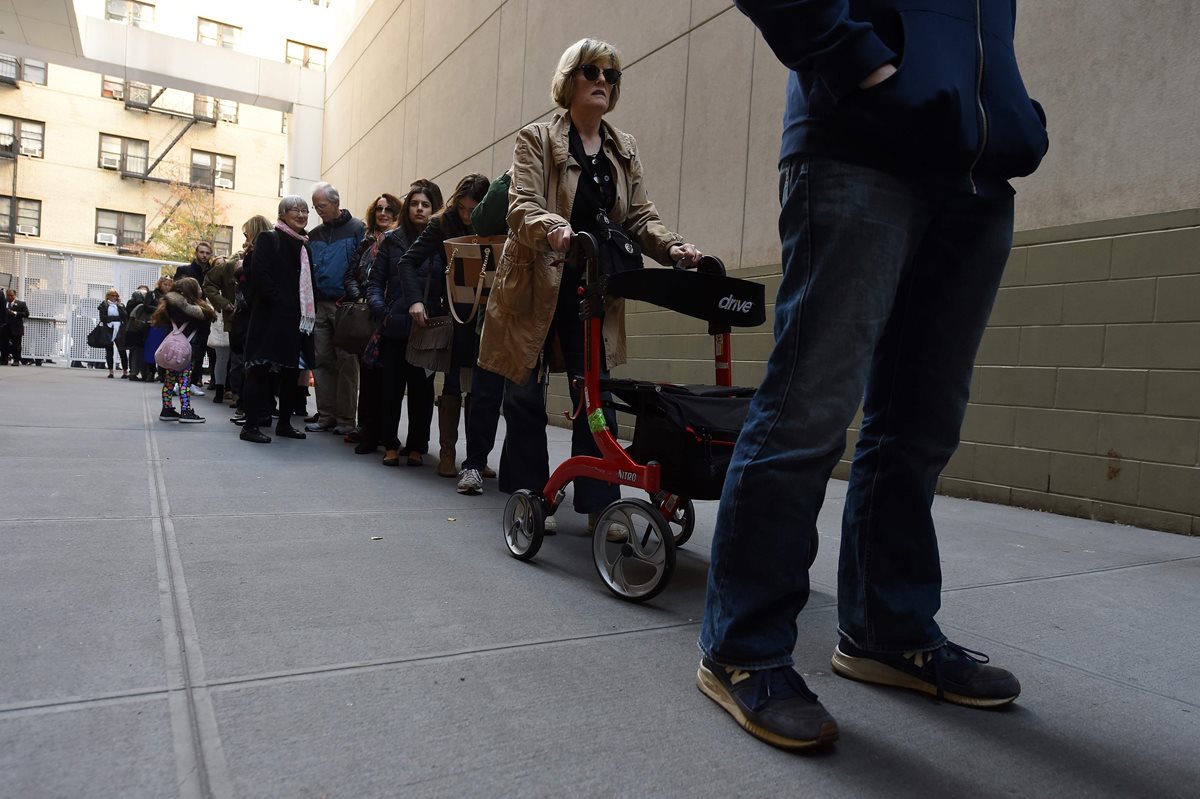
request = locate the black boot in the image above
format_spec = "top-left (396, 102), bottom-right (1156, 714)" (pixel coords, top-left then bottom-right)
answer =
top-left (240, 426), bottom-right (271, 444)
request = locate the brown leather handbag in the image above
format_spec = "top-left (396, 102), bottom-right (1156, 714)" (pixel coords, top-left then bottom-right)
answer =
top-left (443, 234), bottom-right (505, 324)
top-left (405, 269), bottom-right (453, 372)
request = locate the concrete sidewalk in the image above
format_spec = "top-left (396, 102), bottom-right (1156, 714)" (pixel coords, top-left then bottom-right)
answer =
top-left (1, 365), bottom-right (1197, 798)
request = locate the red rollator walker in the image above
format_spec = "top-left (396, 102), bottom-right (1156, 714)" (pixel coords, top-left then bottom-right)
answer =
top-left (501, 232), bottom-right (766, 601)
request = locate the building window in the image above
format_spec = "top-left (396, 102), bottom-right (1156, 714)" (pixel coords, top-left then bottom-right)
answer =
top-left (106, 0), bottom-right (154, 28)
top-left (101, 75), bottom-right (125, 99)
top-left (278, 165), bottom-right (285, 197)
top-left (191, 150), bottom-right (236, 189)
top-left (193, 96), bottom-right (238, 123)
top-left (96, 209), bottom-right (145, 247)
top-left (213, 226), bottom-right (234, 258)
top-left (21, 59), bottom-right (46, 85)
top-left (99, 133), bottom-right (149, 175)
top-left (286, 40), bottom-right (326, 72)
top-left (0, 117), bottom-right (45, 158)
top-left (0, 196), bottom-right (42, 237)
top-left (0, 54), bottom-right (46, 85)
top-left (281, 112), bottom-right (288, 134)
top-left (197, 18), bottom-right (241, 50)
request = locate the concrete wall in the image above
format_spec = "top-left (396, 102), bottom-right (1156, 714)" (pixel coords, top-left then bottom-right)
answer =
top-left (326, 1), bottom-right (1200, 534)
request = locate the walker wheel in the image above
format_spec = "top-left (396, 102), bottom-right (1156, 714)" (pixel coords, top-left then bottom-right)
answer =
top-left (502, 490), bottom-right (545, 561)
top-left (652, 491), bottom-right (696, 548)
top-left (592, 498), bottom-right (676, 602)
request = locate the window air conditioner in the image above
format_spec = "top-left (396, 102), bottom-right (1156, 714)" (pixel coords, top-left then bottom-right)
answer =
top-left (111, 88), bottom-right (124, 100)
top-left (214, 177), bottom-right (234, 189)
top-left (96, 232), bottom-right (119, 245)
top-left (219, 109), bottom-right (238, 123)
top-left (16, 224), bottom-right (38, 236)
top-left (100, 154), bottom-right (121, 170)
top-left (19, 145), bottom-right (42, 157)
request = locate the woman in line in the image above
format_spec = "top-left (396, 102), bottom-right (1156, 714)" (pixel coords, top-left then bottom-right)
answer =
top-left (124, 289), bottom-right (152, 381)
top-left (479, 38), bottom-right (701, 533)
top-left (344, 192), bottom-right (403, 451)
top-left (398, 173), bottom-right (491, 476)
top-left (151, 277), bottom-right (216, 423)
top-left (238, 196), bottom-right (318, 444)
top-left (367, 182), bottom-right (444, 466)
top-left (97, 289), bottom-right (128, 378)
top-left (143, 277), bottom-right (173, 383)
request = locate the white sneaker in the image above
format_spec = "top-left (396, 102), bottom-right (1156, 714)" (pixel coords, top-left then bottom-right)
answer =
top-left (543, 515), bottom-right (557, 535)
top-left (189, 385), bottom-right (205, 397)
top-left (456, 468), bottom-right (483, 495)
top-left (588, 513), bottom-right (628, 543)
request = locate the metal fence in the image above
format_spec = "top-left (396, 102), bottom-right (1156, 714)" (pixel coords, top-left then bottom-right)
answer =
top-left (0, 242), bottom-right (180, 363)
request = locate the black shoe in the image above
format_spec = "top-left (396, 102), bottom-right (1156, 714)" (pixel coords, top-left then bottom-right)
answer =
top-left (831, 638), bottom-right (1020, 708)
top-left (697, 658), bottom-right (838, 749)
top-left (178, 409), bottom-right (206, 424)
top-left (240, 427), bottom-right (272, 443)
top-left (274, 426), bottom-right (307, 439)
top-left (159, 407), bottom-right (180, 422)
top-left (354, 441), bottom-right (378, 454)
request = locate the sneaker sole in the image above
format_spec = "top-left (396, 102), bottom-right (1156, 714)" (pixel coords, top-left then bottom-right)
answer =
top-left (696, 663), bottom-right (838, 749)
top-left (178, 418), bottom-right (206, 424)
top-left (456, 486), bottom-right (483, 495)
top-left (830, 647), bottom-right (1018, 708)
top-left (159, 417), bottom-right (179, 422)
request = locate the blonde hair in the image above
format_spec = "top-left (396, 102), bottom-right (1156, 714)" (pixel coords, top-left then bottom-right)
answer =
top-left (242, 214), bottom-right (272, 241)
top-left (105, 288), bottom-right (119, 299)
top-left (550, 38), bottom-right (623, 112)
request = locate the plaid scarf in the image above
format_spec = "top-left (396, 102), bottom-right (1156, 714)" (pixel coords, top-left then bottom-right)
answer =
top-left (274, 221), bottom-right (316, 334)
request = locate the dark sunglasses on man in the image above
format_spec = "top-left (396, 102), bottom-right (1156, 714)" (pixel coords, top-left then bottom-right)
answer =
top-left (578, 63), bottom-right (621, 86)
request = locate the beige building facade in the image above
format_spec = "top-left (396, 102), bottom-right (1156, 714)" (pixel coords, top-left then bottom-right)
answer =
top-left (0, 0), bottom-right (337, 259)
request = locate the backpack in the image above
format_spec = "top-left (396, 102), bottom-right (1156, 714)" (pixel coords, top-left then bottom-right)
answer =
top-left (155, 322), bottom-right (195, 371)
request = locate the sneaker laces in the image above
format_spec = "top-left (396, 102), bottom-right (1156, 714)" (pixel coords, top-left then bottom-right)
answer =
top-left (725, 665), bottom-right (817, 711)
top-left (904, 642), bottom-right (990, 702)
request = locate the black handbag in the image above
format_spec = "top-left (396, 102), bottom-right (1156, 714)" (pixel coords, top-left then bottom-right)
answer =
top-left (594, 211), bottom-right (643, 276)
top-left (333, 301), bottom-right (375, 354)
top-left (87, 323), bottom-right (112, 349)
top-left (405, 269), bottom-right (453, 371)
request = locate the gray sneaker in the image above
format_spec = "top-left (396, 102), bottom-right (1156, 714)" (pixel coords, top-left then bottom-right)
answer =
top-left (456, 468), bottom-right (483, 495)
top-left (305, 420), bottom-right (334, 433)
top-left (332, 424), bottom-right (354, 435)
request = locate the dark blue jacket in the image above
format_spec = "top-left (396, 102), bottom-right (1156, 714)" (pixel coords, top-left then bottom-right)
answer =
top-left (308, 209), bottom-right (366, 301)
top-left (736, 0), bottom-right (1048, 195)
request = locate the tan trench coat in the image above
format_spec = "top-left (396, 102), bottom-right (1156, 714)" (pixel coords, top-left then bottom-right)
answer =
top-left (477, 112), bottom-right (683, 384)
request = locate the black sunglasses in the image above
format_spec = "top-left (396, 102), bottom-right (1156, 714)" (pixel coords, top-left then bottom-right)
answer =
top-left (375, 205), bottom-right (397, 215)
top-left (577, 63), bottom-right (621, 86)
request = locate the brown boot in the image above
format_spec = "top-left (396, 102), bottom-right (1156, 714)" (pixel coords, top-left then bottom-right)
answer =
top-left (437, 394), bottom-right (462, 477)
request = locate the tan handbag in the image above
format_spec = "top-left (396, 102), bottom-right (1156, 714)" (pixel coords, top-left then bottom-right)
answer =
top-left (443, 234), bottom-right (505, 324)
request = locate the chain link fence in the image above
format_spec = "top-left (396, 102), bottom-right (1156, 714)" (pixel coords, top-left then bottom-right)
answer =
top-left (0, 242), bottom-right (180, 363)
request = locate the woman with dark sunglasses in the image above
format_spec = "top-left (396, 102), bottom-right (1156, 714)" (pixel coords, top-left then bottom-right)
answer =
top-left (344, 193), bottom-right (403, 450)
top-left (479, 38), bottom-right (702, 536)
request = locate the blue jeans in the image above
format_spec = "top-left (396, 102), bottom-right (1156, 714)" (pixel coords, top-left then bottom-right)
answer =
top-left (699, 156), bottom-right (1014, 669)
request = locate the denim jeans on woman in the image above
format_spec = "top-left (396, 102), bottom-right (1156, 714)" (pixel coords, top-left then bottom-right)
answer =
top-left (699, 156), bottom-right (1015, 669)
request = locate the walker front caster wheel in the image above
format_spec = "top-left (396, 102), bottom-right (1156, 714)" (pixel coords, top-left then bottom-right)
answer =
top-left (652, 491), bottom-right (696, 548)
top-left (592, 498), bottom-right (676, 602)
top-left (502, 489), bottom-right (545, 561)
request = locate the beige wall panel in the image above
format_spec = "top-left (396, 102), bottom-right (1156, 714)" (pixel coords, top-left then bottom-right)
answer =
top-left (1014, 407), bottom-right (1099, 455)
top-left (493, 0), bottom-right (530, 140)
top-left (518, 0), bottom-right (692, 123)
top-left (1013, 1), bottom-right (1200, 231)
top-left (432, 149), bottom-right (494, 192)
top-left (403, 0), bottom-right (428, 95)
top-left (606, 38), bottom-right (689, 235)
top-left (740, 33), bottom-right (789, 270)
top-left (1138, 464), bottom-right (1200, 517)
top-left (402, 92), bottom-right (421, 182)
top-left (1155, 275), bottom-right (1200, 323)
top-left (678, 10), bottom-right (755, 268)
top-left (353, 110), bottom-right (406, 208)
top-left (414, 15), bottom-right (500, 181)
top-left (490, 135), bottom-right (518, 180)
top-left (419, 0), bottom-right (502, 81)
top-left (322, 81), bottom-right (356, 172)
top-left (1146, 370), bottom-right (1200, 420)
top-left (355, 2), bottom-right (412, 136)
top-left (1096, 414), bottom-right (1200, 468)
top-left (1049, 452), bottom-right (1140, 507)
top-left (692, 0), bottom-right (737, 26)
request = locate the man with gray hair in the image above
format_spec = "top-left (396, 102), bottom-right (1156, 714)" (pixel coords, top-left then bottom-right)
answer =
top-left (306, 182), bottom-right (365, 434)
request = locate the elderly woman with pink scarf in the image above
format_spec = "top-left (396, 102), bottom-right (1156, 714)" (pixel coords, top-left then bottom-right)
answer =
top-left (238, 194), bottom-right (318, 444)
